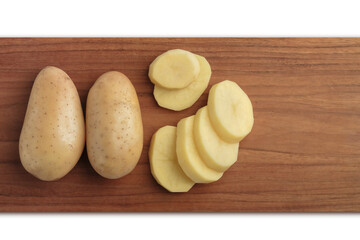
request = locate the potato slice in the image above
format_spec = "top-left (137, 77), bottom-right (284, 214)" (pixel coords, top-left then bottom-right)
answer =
top-left (176, 116), bottom-right (223, 183)
top-left (193, 106), bottom-right (239, 172)
top-left (153, 55), bottom-right (211, 111)
top-left (208, 80), bottom-right (254, 143)
top-left (149, 126), bottom-right (195, 192)
top-left (149, 49), bottom-right (200, 89)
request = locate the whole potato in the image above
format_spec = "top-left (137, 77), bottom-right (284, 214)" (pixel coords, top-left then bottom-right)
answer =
top-left (86, 71), bottom-right (143, 179)
top-left (19, 66), bottom-right (85, 181)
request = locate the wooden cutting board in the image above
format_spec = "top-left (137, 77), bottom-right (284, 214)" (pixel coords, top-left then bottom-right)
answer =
top-left (0, 38), bottom-right (359, 212)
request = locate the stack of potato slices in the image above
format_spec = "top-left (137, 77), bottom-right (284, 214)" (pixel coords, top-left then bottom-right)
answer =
top-left (149, 49), bottom-right (211, 111)
top-left (148, 50), bottom-right (254, 192)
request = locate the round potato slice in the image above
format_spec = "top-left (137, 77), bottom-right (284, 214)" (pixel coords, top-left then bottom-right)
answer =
top-left (153, 55), bottom-right (211, 111)
top-left (208, 80), bottom-right (254, 143)
top-left (193, 106), bottom-right (239, 172)
top-left (176, 116), bottom-right (223, 183)
top-left (149, 126), bottom-right (195, 192)
top-left (149, 49), bottom-right (200, 89)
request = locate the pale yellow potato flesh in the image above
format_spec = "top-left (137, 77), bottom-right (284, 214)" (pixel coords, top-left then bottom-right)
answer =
top-left (153, 55), bottom-right (211, 111)
top-left (19, 66), bottom-right (85, 181)
top-left (149, 126), bottom-right (195, 192)
top-left (149, 49), bottom-right (200, 89)
top-left (86, 71), bottom-right (143, 179)
top-left (193, 106), bottom-right (239, 172)
top-left (208, 80), bottom-right (254, 143)
top-left (176, 116), bottom-right (223, 183)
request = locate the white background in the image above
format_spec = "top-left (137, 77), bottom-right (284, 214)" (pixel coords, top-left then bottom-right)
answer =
top-left (0, 0), bottom-right (360, 239)
top-left (1, 0), bottom-right (359, 36)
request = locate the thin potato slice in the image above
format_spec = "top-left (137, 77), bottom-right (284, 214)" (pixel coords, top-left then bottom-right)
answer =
top-left (153, 55), bottom-right (211, 111)
top-left (149, 126), bottom-right (195, 192)
top-left (208, 80), bottom-right (254, 143)
top-left (193, 106), bottom-right (239, 172)
top-left (176, 116), bottom-right (223, 183)
top-left (149, 49), bottom-right (200, 89)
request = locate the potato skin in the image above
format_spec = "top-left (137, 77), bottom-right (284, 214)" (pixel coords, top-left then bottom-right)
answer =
top-left (19, 66), bottom-right (85, 181)
top-left (86, 71), bottom-right (143, 179)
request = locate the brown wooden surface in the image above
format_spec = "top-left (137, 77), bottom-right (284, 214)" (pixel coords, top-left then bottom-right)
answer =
top-left (0, 38), bottom-right (360, 212)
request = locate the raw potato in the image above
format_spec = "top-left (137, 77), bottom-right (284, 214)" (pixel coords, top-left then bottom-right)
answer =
top-left (149, 49), bottom-right (200, 89)
top-left (86, 71), bottom-right (143, 179)
top-left (208, 80), bottom-right (254, 143)
top-left (149, 126), bottom-right (195, 192)
top-left (153, 55), bottom-right (211, 111)
top-left (176, 116), bottom-right (223, 183)
top-left (193, 106), bottom-right (239, 172)
top-left (19, 66), bottom-right (85, 181)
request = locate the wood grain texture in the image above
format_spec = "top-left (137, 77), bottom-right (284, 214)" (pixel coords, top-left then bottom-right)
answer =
top-left (0, 38), bottom-right (360, 212)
